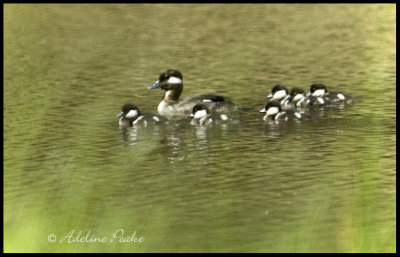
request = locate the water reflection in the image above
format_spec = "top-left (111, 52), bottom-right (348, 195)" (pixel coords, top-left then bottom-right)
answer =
top-left (163, 128), bottom-right (186, 164)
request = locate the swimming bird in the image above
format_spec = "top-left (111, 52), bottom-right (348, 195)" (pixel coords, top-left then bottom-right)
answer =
top-left (148, 70), bottom-right (236, 118)
top-left (117, 102), bottom-right (168, 128)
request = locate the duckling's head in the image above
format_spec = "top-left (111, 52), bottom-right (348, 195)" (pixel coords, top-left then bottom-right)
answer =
top-left (308, 83), bottom-right (328, 97)
top-left (286, 87), bottom-right (306, 102)
top-left (267, 84), bottom-right (289, 100)
top-left (259, 100), bottom-right (282, 120)
top-left (188, 103), bottom-right (210, 120)
top-left (117, 102), bottom-right (142, 122)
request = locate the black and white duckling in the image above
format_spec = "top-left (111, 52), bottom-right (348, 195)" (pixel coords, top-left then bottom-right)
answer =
top-left (306, 83), bottom-right (353, 107)
top-left (188, 103), bottom-right (213, 126)
top-left (259, 100), bottom-right (305, 123)
top-left (283, 87), bottom-right (308, 109)
top-left (187, 103), bottom-right (230, 126)
top-left (267, 84), bottom-right (289, 101)
top-left (117, 103), bottom-right (168, 128)
top-left (266, 84), bottom-right (292, 110)
top-left (148, 70), bottom-right (236, 118)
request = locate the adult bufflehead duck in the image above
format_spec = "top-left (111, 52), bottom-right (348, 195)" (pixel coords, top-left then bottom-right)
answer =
top-left (306, 83), bottom-right (352, 107)
top-left (187, 103), bottom-right (229, 126)
top-left (117, 103), bottom-right (168, 128)
top-left (148, 70), bottom-right (235, 118)
top-left (259, 100), bottom-right (304, 122)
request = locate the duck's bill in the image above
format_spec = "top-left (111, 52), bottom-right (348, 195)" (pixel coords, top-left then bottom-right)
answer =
top-left (117, 112), bottom-right (124, 118)
top-left (306, 92), bottom-right (311, 97)
top-left (148, 80), bottom-right (161, 89)
top-left (259, 108), bottom-right (266, 113)
top-left (187, 114), bottom-right (194, 118)
top-left (266, 93), bottom-right (273, 98)
top-left (283, 95), bottom-right (291, 101)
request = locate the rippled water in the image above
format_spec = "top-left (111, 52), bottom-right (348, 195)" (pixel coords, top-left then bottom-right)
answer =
top-left (4, 4), bottom-right (396, 253)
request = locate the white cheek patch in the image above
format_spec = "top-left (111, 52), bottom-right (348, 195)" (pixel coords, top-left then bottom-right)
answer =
top-left (293, 94), bottom-right (304, 102)
top-left (220, 114), bottom-right (228, 121)
top-left (273, 90), bottom-right (287, 100)
top-left (202, 99), bottom-right (212, 102)
top-left (266, 107), bottom-right (279, 116)
top-left (312, 89), bottom-right (326, 97)
top-left (294, 112), bottom-right (302, 119)
top-left (153, 116), bottom-right (160, 122)
top-left (167, 76), bottom-right (182, 84)
top-left (125, 110), bottom-right (138, 118)
top-left (194, 109), bottom-right (207, 119)
top-left (337, 93), bottom-right (345, 100)
top-left (317, 97), bottom-right (325, 105)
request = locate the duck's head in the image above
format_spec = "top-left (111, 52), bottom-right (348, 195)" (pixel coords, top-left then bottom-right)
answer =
top-left (307, 83), bottom-right (328, 97)
top-left (117, 102), bottom-right (142, 121)
top-left (259, 100), bottom-right (282, 120)
top-left (266, 84), bottom-right (289, 101)
top-left (188, 103), bottom-right (210, 119)
top-left (285, 87), bottom-right (306, 102)
top-left (148, 70), bottom-right (183, 101)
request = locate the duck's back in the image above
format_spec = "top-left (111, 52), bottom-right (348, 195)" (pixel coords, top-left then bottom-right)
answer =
top-left (176, 94), bottom-right (235, 115)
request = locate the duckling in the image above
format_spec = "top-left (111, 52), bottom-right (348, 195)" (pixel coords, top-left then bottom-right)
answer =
top-left (259, 100), bottom-right (289, 122)
top-left (266, 84), bottom-right (292, 110)
top-left (283, 87), bottom-right (308, 109)
top-left (306, 83), bottom-right (353, 107)
top-left (117, 103), bottom-right (168, 128)
top-left (187, 103), bottom-right (230, 126)
top-left (259, 100), bottom-right (307, 123)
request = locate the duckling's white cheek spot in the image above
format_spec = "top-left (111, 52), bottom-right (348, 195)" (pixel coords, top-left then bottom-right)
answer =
top-left (337, 93), bottom-right (345, 100)
top-left (194, 110), bottom-right (207, 119)
top-left (313, 89), bottom-right (326, 97)
top-left (295, 112), bottom-right (302, 119)
top-left (266, 107), bottom-right (279, 116)
top-left (153, 116), bottom-right (160, 122)
top-left (167, 77), bottom-right (182, 84)
top-left (273, 90), bottom-right (287, 100)
top-left (202, 99), bottom-right (212, 102)
top-left (293, 94), bottom-right (304, 102)
top-left (125, 110), bottom-right (138, 118)
top-left (317, 97), bottom-right (325, 105)
top-left (220, 114), bottom-right (228, 121)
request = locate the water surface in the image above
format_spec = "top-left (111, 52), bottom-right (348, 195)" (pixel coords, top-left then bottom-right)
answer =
top-left (4, 4), bottom-right (396, 253)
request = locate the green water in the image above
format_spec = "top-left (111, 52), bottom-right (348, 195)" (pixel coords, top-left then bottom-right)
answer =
top-left (4, 4), bottom-right (396, 253)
